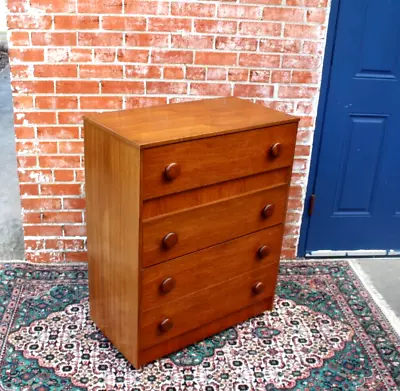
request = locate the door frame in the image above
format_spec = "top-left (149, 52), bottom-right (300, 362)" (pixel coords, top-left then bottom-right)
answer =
top-left (298, 0), bottom-right (341, 257)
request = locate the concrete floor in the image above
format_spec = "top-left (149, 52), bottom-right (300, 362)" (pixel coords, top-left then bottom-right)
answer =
top-left (0, 59), bottom-right (399, 330)
top-left (0, 65), bottom-right (24, 260)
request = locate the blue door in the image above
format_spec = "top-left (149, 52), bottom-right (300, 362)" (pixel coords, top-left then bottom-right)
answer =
top-left (304, 0), bottom-right (400, 254)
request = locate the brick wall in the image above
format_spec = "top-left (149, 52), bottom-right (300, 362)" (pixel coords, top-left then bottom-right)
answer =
top-left (7, 0), bottom-right (330, 262)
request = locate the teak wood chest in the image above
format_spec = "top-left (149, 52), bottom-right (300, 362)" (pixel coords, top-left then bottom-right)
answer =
top-left (84, 97), bottom-right (299, 368)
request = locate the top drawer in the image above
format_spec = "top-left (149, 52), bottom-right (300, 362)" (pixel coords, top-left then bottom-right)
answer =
top-left (142, 123), bottom-right (297, 200)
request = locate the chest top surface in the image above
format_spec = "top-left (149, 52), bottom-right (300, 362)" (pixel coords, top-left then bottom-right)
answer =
top-left (84, 97), bottom-right (299, 149)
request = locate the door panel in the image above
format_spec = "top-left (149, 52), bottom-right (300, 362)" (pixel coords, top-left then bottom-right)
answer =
top-left (306, 0), bottom-right (400, 252)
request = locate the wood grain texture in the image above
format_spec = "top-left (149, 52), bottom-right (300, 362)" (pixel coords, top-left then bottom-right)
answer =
top-left (142, 168), bottom-right (290, 220)
top-left (138, 297), bottom-right (274, 367)
top-left (141, 225), bottom-right (284, 311)
top-left (140, 262), bottom-right (279, 350)
top-left (84, 119), bottom-right (141, 368)
top-left (84, 97), bottom-right (299, 149)
top-left (142, 185), bottom-right (288, 267)
top-left (142, 123), bottom-right (297, 199)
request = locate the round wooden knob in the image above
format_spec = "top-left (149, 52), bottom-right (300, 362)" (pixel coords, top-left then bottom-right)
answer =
top-left (159, 318), bottom-right (173, 333)
top-left (270, 143), bottom-right (282, 158)
top-left (160, 277), bottom-right (176, 294)
top-left (257, 245), bottom-right (271, 260)
top-left (162, 232), bottom-right (178, 249)
top-left (261, 204), bottom-right (275, 219)
top-left (253, 282), bottom-right (265, 295)
top-left (164, 163), bottom-right (181, 181)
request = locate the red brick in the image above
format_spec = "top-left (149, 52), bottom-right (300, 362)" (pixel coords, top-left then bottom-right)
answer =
top-left (13, 96), bottom-right (34, 110)
top-left (216, 37), bottom-right (257, 51)
top-left (239, 21), bottom-right (281, 36)
top-left (24, 225), bottom-right (63, 237)
top-left (284, 24), bottom-right (323, 39)
top-left (171, 3), bottom-right (216, 17)
top-left (125, 33), bottom-right (169, 47)
top-left (15, 127), bottom-right (35, 139)
top-left (36, 96), bottom-right (77, 111)
top-left (41, 183), bottom-right (82, 196)
top-left (125, 1), bottom-right (169, 15)
top-left (17, 156), bottom-right (37, 168)
top-left (16, 141), bottom-right (57, 154)
top-left (126, 65), bottom-right (162, 79)
top-left (102, 16), bottom-right (146, 31)
top-left (80, 65), bottom-right (123, 78)
top-left (240, 0), bottom-right (282, 4)
top-left (25, 239), bottom-right (45, 251)
top-left (9, 32), bottom-right (30, 46)
top-left (292, 71), bottom-right (319, 84)
top-left (152, 50), bottom-right (193, 65)
top-left (11, 80), bottom-right (54, 94)
top-left (195, 20), bottom-right (237, 34)
top-left (14, 112), bottom-right (56, 126)
top-left (307, 9), bottom-right (327, 24)
top-left (7, 14), bottom-right (52, 29)
top-left (250, 70), bottom-right (271, 83)
top-left (207, 68), bottom-right (227, 81)
top-left (164, 66), bottom-right (185, 79)
top-left (63, 225), bottom-right (87, 236)
top-left (78, 32), bottom-right (123, 47)
top-left (24, 212), bottom-right (41, 224)
top-left (234, 84), bottom-right (274, 98)
top-left (39, 156), bottom-right (81, 169)
top-left (37, 127), bottom-right (80, 140)
top-left (56, 81), bottom-right (99, 94)
top-left (259, 39), bottom-right (301, 53)
top-left (78, 0), bottom-right (122, 13)
top-left (65, 252), bottom-right (88, 262)
top-left (80, 97), bottom-right (123, 110)
top-left (32, 32), bottom-right (77, 46)
top-left (228, 68), bottom-right (249, 81)
top-left (22, 198), bottom-right (61, 210)
top-left (147, 81), bottom-right (187, 95)
top-left (271, 70), bottom-right (291, 83)
top-left (125, 97), bottom-right (167, 109)
top-left (94, 48), bottom-right (116, 62)
top-left (54, 170), bottom-right (75, 182)
top-left (172, 35), bottom-right (213, 50)
top-left (282, 55), bottom-right (321, 69)
top-left (263, 7), bottom-right (305, 22)
top-left (46, 239), bottom-right (85, 250)
top-left (9, 48), bottom-right (44, 63)
top-left (186, 67), bottom-right (206, 80)
top-left (47, 48), bottom-right (69, 63)
top-left (75, 170), bottom-right (85, 182)
top-left (195, 52), bottom-right (237, 66)
top-left (42, 212), bottom-right (82, 223)
top-left (148, 18), bottom-right (191, 32)
top-left (20, 184), bottom-right (39, 196)
top-left (117, 49), bottom-right (149, 63)
top-left (190, 83), bottom-right (231, 96)
top-left (34, 65), bottom-right (77, 78)
top-left (63, 198), bottom-right (86, 209)
top-left (18, 169), bottom-right (53, 183)
top-left (54, 15), bottom-right (100, 30)
top-left (30, 0), bottom-right (75, 12)
top-left (70, 48), bottom-right (93, 62)
top-left (218, 5), bottom-right (261, 19)
top-left (7, 0), bottom-right (29, 12)
top-left (303, 41), bottom-right (324, 55)
top-left (278, 86), bottom-right (317, 98)
top-left (101, 81), bottom-right (145, 94)
top-left (58, 112), bottom-right (85, 126)
top-left (10, 65), bottom-right (32, 79)
top-left (239, 53), bottom-right (280, 67)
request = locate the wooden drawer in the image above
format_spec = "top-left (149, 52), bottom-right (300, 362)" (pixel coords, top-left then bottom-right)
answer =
top-left (142, 225), bottom-right (283, 310)
top-left (142, 123), bottom-right (297, 200)
top-left (142, 184), bottom-right (288, 267)
top-left (140, 262), bottom-right (279, 350)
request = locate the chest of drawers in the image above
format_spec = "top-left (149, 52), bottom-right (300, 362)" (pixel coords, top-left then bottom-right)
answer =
top-left (84, 97), bottom-right (299, 368)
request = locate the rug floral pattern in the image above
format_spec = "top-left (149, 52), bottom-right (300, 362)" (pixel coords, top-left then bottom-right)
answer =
top-left (0, 261), bottom-right (399, 390)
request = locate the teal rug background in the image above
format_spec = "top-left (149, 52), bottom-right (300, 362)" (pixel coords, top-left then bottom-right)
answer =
top-left (0, 261), bottom-right (399, 390)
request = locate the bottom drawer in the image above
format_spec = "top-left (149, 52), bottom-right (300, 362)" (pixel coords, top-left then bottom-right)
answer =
top-left (140, 262), bottom-right (279, 349)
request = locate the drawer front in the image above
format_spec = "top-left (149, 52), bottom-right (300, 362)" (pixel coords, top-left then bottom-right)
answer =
top-left (142, 225), bottom-right (283, 310)
top-left (142, 184), bottom-right (288, 267)
top-left (140, 262), bottom-right (279, 349)
top-left (142, 123), bottom-right (297, 200)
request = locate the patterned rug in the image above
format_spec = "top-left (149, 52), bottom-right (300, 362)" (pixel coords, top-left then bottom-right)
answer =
top-left (0, 261), bottom-right (399, 391)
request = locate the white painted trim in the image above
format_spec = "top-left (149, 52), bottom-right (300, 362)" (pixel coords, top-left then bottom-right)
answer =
top-left (349, 259), bottom-right (400, 337)
top-left (308, 249), bottom-right (391, 257)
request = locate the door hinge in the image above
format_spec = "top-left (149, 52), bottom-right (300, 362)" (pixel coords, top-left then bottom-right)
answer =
top-left (308, 194), bottom-right (316, 216)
